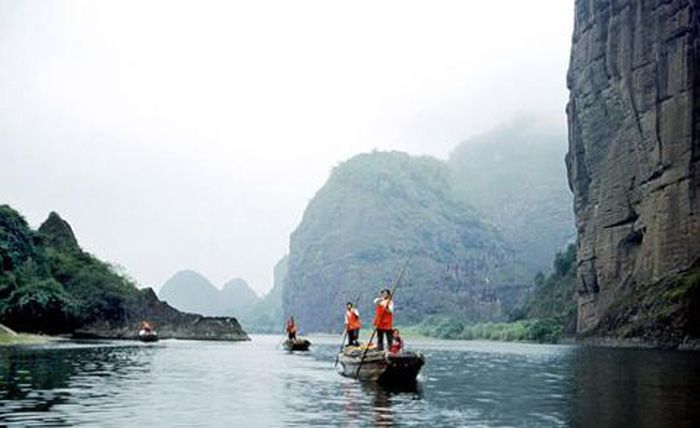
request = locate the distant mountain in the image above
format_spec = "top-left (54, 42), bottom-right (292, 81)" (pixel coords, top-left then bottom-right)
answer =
top-left (241, 255), bottom-right (287, 333)
top-left (449, 122), bottom-right (575, 275)
top-left (159, 270), bottom-right (224, 316)
top-left (283, 151), bottom-right (530, 332)
top-left (158, 271), bottom-right (261, 318)
top-left (221, 278), bottom-right (260, 315)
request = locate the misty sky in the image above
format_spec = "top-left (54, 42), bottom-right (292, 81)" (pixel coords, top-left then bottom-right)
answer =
top-left (0, 1), bottom-right (573, 295)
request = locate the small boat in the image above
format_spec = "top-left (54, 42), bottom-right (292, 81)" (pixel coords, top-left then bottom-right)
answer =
top-left (337, 346), bottom-right (425, 385)
top-left (138, 321), bottom-right (159, 342)
top-left (283, 337), bottom-right (311, 351)
top-left (138, 329), bottom-right (159, 342)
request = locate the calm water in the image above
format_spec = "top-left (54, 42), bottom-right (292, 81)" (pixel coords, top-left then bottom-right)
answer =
top-left (1, 335), bottom-right (699, 427)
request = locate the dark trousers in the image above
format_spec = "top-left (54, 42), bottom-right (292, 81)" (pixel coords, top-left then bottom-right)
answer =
top-left (376, 329), bottom-right (393, 351)
top-left (347, 329), bottom-right (359, 346)
top-left (287, 332), bottom-right (296, 340)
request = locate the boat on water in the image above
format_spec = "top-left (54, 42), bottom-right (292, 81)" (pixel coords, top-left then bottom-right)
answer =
top-left (337, 346), bottom-right (425, 384)
top-left (138, 330), bottom-right (159, 342)
top-left (138, 321), bottom-right (159, 343)
top-left (283, 338), bottom-right (311, 351)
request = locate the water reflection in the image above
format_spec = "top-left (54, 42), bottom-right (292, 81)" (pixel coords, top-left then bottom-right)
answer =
top-left (360, 382), bottom-right (421, 428)
top-left (570, 347), bottom-right (700, 428)
top-left (0, 337), bottom-right (698, 427)
top-left (0, 342), bottom-right (155, 427)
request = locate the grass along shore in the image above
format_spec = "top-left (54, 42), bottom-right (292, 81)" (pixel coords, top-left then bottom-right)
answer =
top-left (0, 323), bottom-right (59, 346)
top-left (399, 316), bottom-right (567, 344)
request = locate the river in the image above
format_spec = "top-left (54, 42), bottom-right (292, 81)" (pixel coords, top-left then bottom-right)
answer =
top-left (1, 335), bottom-right (698, 427)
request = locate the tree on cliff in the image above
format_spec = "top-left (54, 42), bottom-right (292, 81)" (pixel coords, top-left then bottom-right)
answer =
top-left (0, 206), bottom-right (139, 333)
top-left (0, 205), bottom-right (249, 340)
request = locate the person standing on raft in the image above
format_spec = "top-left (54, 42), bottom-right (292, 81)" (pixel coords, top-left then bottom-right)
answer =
top-left (344, 302), bottom-right (361, 347)
top-left (285, 316), bottom-right (298, 340)
top-left (373, 288), bottom-right (394, 351)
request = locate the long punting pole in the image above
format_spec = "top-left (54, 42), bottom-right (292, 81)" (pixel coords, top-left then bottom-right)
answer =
top-left (354, 257), bottom-right (410, 378)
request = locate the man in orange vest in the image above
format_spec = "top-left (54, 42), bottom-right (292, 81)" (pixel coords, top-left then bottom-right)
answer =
top-left (373, 288), bottom-right (394, 351)
top-left (344, 302), bottom-right (361, 347)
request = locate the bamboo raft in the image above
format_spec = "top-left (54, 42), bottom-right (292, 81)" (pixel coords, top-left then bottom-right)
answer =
top-left (337, 346), bottom-right (425, 384)
top-left (283, 338), bottom-right (311, 351)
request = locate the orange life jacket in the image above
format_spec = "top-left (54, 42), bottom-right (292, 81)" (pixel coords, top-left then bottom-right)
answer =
top-left (346, 309), bottom-right (361, 331)
top-left (373, 299), bottom-right (393, 330)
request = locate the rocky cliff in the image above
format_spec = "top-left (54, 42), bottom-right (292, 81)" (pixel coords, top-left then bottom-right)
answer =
top-left (567, 0), bottom-right (700, 346)
top-left (284, 151), bottom-right (529, 332)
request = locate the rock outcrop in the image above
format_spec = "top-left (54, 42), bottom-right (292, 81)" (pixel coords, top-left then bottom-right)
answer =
top-left (567, 0), bottom-right (700, 346)
top-left (75, 288), bottom-right (249, 341)
top-left (38, 211), bottom-right (79, 250)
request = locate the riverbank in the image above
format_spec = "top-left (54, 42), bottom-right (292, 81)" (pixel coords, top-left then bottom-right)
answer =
top-left (403, 316), bottom-right (567, 344)
top-left (399, 322), bottom-right (700, 351)
top-left (0, 324), bottom-right (60, 346)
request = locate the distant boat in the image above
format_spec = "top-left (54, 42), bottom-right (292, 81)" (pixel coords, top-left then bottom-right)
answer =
top-left (138, 321), bottom-right (159, 343)
top-left (138, 329), bottom-right (159, 342)
top-left (283, 337), bottom-right (311, 351)
top-left (337, 347), bottom-right (424, 385)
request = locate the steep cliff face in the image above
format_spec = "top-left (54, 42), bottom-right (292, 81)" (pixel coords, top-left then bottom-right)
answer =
top-left (567, 0), bottom-right (700, 344)
top-left (284, 152), bottom-right (528, 332)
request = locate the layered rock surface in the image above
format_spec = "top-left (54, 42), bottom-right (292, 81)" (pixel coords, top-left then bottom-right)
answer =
top-left (567, 0), bottom-right (700, 345)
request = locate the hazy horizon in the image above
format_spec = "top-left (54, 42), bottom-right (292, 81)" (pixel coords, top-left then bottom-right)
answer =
top-left (0, 1), bottom-right (574, 295)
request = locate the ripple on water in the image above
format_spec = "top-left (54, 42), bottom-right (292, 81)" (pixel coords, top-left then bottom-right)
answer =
top-left (1, 336), bottom-right (699, 427)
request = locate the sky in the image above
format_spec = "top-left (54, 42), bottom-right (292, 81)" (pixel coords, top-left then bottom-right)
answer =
top-left (0, 0), bottom-right (574, 295)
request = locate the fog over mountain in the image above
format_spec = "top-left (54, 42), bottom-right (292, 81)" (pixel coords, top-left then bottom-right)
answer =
top-left (449, 121), bottom-right (575, 275)
top-left (0, 1), bottom-right (573, 294)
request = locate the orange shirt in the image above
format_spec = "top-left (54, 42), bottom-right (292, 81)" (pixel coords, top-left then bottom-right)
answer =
top-left (373, 298), bottom-right (394, 330)
top-left (345, 308), bottom-right (361, 331)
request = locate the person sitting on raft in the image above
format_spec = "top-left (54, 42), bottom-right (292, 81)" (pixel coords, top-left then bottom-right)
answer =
top-left (389, 329), bottom-right (404, 354)
top-left (285, 316), bottom-right (298, 340)
top-left (344, 302), bottom-right (361, 347)
top-left (373, 288), bottom-right (394, 351)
